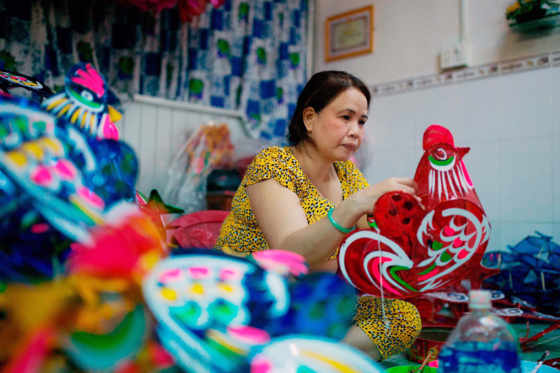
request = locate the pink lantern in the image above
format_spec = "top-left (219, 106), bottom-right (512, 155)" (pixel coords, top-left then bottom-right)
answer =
top-left (125, 0), bottom-right (226, 22)
top-left (127, 0), bottom-right (179, 13)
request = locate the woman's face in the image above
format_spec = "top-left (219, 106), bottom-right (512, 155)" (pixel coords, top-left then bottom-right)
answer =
top-left (306, 88), bottom-right (368, 162)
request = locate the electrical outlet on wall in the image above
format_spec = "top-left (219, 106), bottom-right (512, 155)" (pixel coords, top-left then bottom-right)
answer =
top-left (440, 42), bottom-right (468, 70)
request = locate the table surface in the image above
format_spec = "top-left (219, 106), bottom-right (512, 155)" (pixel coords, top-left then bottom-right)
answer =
top-left (379, 323), bottom-right (560, 370)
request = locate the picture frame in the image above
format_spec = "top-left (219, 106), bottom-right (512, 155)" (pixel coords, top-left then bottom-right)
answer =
top-left (325, 5), bottom-right (375, 62)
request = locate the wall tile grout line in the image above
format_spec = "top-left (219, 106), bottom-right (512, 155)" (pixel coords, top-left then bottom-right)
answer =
top-left (370, 51), bottom-right (560, 99)
top-left (550, 67), bottom-right (555, 227)
top-left (497, 73), bottom-right (503, 247)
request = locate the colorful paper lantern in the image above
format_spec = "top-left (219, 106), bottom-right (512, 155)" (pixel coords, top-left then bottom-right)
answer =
top-left (143, 249), bottom-right (358, 372)
top-left (0, 70), bottom-right (138, 281)
top-left (250, 336), bottom-right (383, 373)
top-left (338, 125), bottom-right (499, 299)
top-left (41, 63), bottom-right (121, 141)
top-left (0, 95), bottom-right (106, 245)
top-left (143, 250), bottom-right (290, 372)
top-left (0, 70), bottom-right (55, 98)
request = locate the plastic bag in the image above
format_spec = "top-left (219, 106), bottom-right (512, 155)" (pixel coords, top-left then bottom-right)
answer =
top-left (163, 122), bottom-right (234, 213)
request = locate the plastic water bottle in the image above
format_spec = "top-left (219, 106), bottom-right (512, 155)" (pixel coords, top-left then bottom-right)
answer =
top-left (439, 290), bottom-right (522, 373)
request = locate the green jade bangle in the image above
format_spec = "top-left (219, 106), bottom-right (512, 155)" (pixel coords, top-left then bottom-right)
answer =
top-left (327, 207), bottom-right (356, 234)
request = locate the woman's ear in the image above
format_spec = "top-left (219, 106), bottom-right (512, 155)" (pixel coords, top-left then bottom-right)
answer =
top-left (302, 107), bottom-right (317, 133)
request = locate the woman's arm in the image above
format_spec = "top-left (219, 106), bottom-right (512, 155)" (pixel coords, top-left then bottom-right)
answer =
top-left (356, 214), bottom-right (369, 229)
top-left (247, 177), bottom-right (419, 269)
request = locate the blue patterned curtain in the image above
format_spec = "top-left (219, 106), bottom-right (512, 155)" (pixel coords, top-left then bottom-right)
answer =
top-left (0, 0), bottom-right (189, 102)
top-left (185, 0), bottom-right (308, 141)
top-left (0, 0), bottom-right (308, 142)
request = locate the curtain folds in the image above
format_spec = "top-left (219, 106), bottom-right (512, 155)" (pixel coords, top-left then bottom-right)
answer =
top-left (0, 0), bottom-right (308, 142)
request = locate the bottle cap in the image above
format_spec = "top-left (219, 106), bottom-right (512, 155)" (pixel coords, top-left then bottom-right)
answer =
top-left (469, 290), bottom-right (492, 310)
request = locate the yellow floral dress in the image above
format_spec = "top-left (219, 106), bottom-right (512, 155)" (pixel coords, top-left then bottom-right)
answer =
top-left (215, 146), bottom-right (421, 360)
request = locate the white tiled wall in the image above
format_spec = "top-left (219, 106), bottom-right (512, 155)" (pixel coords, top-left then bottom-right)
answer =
top-left (362, 67), bottom-right (560, 252)
top-left (118, 101), bottom-right (246, 196)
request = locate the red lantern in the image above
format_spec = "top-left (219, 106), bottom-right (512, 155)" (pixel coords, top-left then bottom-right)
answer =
top-left (338, 125), bottom-right (499, 299)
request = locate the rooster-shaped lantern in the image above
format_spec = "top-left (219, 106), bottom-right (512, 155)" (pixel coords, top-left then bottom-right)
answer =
top-left (338, 125), bottom-right (498, 299)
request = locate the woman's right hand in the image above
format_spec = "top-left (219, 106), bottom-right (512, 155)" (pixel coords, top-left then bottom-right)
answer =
top-left (345, 177), bottom-right (421, 217)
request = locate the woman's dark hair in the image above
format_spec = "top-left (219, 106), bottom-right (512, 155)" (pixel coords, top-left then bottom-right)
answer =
top-left (287, 71), bottom-right (370, 146)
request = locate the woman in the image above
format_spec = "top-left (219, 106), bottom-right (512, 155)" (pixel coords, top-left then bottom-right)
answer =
top-left (215, 71), bottom-right (421, 361)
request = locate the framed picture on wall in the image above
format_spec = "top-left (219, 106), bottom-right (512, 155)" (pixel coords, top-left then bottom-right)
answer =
top-left (325, 5), bottom-right (375, 62)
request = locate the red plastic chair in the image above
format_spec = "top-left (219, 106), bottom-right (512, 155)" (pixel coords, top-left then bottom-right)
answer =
top-left (167, 210), bottom-right (230, 249)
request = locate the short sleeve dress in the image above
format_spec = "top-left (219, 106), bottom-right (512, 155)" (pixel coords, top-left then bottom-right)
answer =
top-left (215, 146), bottom-right (421, 360)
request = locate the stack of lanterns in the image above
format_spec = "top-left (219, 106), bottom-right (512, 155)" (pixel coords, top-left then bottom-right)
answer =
top-left (0, 64), bottom-right (383, 373)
